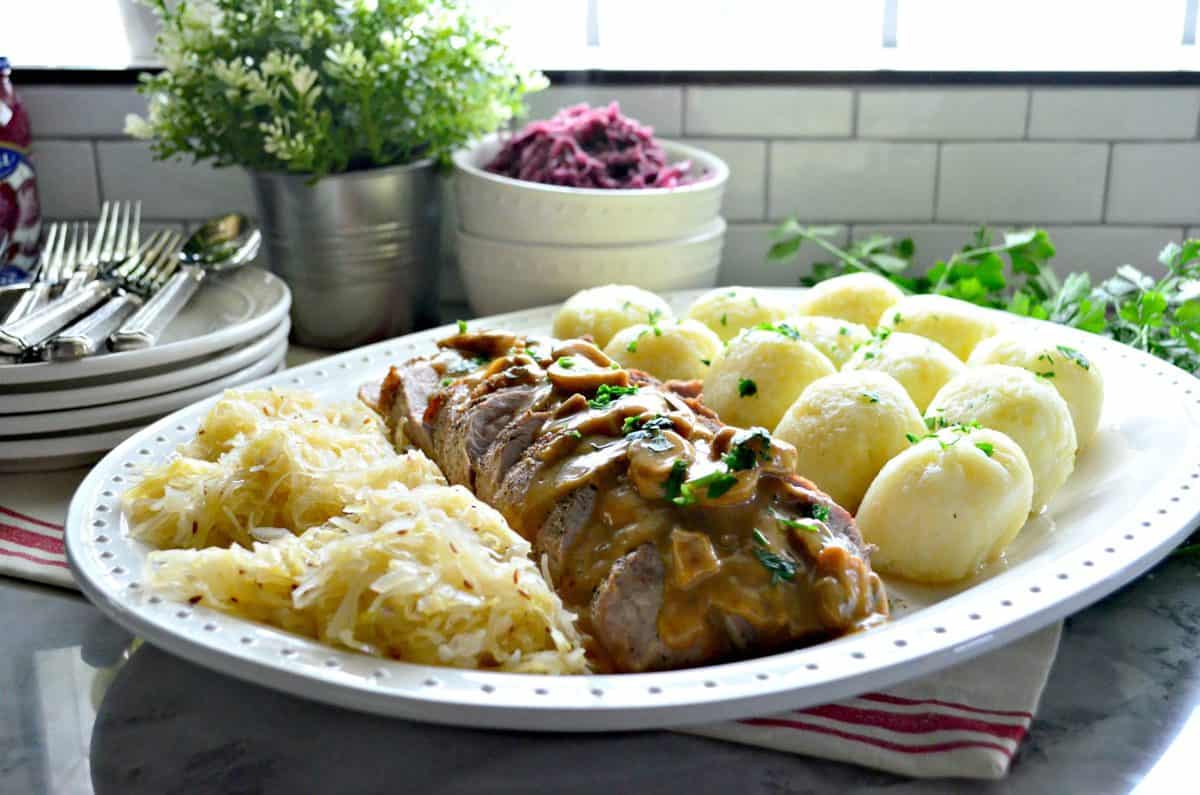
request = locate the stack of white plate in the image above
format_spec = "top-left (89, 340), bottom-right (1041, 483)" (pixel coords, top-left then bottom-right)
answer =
top-left (0, 267), bottom-right (291, 472)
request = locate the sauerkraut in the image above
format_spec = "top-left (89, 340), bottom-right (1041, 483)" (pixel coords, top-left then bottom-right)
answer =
top-left (126, 388), bottom-right (588, 674)
top-left (146, 483), bottom-right (588, 673)
top-left (122, 389), bottom-right (443, 550)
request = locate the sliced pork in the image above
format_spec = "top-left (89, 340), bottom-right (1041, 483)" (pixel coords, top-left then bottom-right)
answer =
top-left (369, 332), bottom-right (888, 672)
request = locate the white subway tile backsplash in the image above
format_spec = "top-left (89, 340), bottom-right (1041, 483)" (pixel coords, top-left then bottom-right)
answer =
top-left (1029, 89), bottom-right (1200, 140)
top-left (33, 141), bottom-right (100, 218)
top-left (96, 142), bottom-right (257, 219)
top-left (525, 86), bottom-right (683, 135)
top-left (937, 143), bottom-right (1108, 223)
top-left (769, 142), bottom-right (937, 222)
top-left (719, 223), bottom-right (848, 288)
top-left (858, 90), bottom-right (1027, 140)
top-left (682, 139), bottom-right (766, 221)
top-left (1107, 144), bottom-right (1200, 225)
top-left (1042, 225), bottom-right (1182, 280)
top-left (685, 87), bottom-right (852, 138)
top-left (23, 86), bottom-right (146, 138)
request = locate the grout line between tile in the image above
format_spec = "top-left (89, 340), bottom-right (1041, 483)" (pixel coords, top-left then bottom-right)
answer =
top-left (679, 86), bottom-right (689, 137)
top-left (1023, 88), bottom-right (1034, 139)
top-left (850, 89), bottom-right (860, 138)
top-left (930, 142), bottom-right (943, 222)
top-left (90, 140), bottom-right (105, 208)
top-left (1100, 142), bottom-right (1115, 224)
top-left (762, 141), bottom-right (772, 221)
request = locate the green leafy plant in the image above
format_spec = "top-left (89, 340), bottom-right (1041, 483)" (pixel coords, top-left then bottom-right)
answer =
top-left (126, 0), bottom-right (544, 177)
top-left (768, 221), bottom-right (1200, 374)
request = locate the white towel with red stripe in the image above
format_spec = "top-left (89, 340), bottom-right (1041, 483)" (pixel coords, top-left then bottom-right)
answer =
top-left (0, 468), bottom-right (1060, 780)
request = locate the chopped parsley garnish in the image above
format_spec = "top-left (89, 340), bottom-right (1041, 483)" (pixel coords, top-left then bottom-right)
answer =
top-left (557, 356), bottom-right (575, 369)
top-left (1036, 370), bottom-right (1055, 379)
top-left (1057, 345), bottom-right (1090, 370)
top-left (839, 327), bottom-right (849, 336)
top-left (863, 351), bottom-right (876, 360)
top-left (700, 357), bottom-right (711, 366)
top-left (811, 504), bottom-right (830, 523)
top-left (775, 512), bottom-right (820, 534)
top-left (722, 427), bottom-right (772, 471)
top-left (737, 377), bottom-right (758, 397)
top-left (751, 529), bottom-right (797, 585)
top-left (610, 362), bottom-right (621, 370)
top-left (566, 430), bottom-right (582, 440)
top-left (893, 313), bottom-right (904, 324)
top-left (753, 321), bottom-right (800, 340)
top-left (925, 415), bottom-right (947, 431)
top-left (622, 300), bottom-right (632, 310)
top-left (440, 378), bottom-right (453, 387)
top-left (627, 329), bottom-right (649, 353)
top-left (861, 390), bottom-right (881, 403)
top-left (647, 309), bottom-right (664, 335)
top-left (686, 469), bottom-right (739, 499)
top-left (975, 441), bottom-right (995, 457)
top-left (720, 312), bottom-right (728, 326)
top-left (663, 460), bottom-right (689, 503)
top-left (587, 384), bottom-right (639, 409)
top-left (623, 414), bottom-right (675, 434)
top-left (906, 432), bottom-right (920, 444)
top-left (456, 319), bottom-right (467, 334)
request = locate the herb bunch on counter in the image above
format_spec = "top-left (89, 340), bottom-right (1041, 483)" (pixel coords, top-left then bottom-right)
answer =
top-left (768, 222), bottom-right (1200, 375)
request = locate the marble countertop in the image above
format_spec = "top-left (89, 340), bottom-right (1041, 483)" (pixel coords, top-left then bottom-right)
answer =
top-left (0, 551), bottom-right (1196, 794)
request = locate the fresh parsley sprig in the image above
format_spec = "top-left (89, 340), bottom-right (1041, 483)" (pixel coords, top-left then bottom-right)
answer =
top-left (769, 221), bottom-right (1200, 374)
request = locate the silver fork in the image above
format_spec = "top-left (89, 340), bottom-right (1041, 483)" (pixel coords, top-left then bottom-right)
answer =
top-left (2, 222), bottom-right (61, 324)
top-left (63, 200), bottom-right (141, 295)
top-left (44, 229), bottom-right (183, 361)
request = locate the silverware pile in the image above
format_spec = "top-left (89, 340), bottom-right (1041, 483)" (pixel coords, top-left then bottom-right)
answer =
top-left (0, 201), bottom-right (186, 363)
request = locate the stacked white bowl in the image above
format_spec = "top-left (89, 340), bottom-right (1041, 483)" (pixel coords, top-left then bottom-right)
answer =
top-left (452, 134), bottom-right (729, 315)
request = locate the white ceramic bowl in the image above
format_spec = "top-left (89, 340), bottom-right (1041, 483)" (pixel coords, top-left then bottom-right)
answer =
top-left (456, 218), bottom-right (726, 316)
top-left (452, 134), bottom-right (729, 245)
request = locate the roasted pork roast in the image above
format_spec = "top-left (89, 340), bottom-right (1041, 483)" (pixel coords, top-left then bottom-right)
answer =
top-left (364, 330), bottom-right (888, 672)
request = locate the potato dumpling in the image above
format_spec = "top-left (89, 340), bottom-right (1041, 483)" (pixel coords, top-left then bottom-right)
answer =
top-left (797, 272), bottom-right (904, 327)
top-left (857, 427), bottom-right (1034, 583)
top-left (780, 315), bottom-right (872, 369)
top-left (604, 318), bottom-right (723, 382)
top-left (552, 284), bottom-right (674, 348)
top-left (774, 370), bottom-right (925, 512)
top-left (927, 365), bottom-right (1076, 512)
top-left (702, 327), bottom-right (835, 430)
top-left (968, 333), bottom-right (1104, 450)
top-left (842, 331), bottom-right (965, 412)
top-left (685, 286), bottom-right (789, 342)
top-left (878, 294), bottom-right (997, 361)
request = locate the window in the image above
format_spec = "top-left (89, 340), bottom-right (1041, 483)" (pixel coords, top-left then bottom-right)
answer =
top-left (7, 0), bottom-right (1200, 74)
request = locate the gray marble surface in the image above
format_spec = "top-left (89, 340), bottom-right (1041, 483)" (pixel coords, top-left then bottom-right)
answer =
top-left (0, 551), bottom-right (1197, 795)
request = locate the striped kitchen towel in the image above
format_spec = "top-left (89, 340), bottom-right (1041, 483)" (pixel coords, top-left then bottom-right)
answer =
top-left (0, 467), bottom-right (1061, 780)
top-left (685, 621), bottom-right (1060, 779)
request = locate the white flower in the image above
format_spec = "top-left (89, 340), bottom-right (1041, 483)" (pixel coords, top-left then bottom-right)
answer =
top-left (124, 114), bottom-right (153, 139)
top-left (291, 65), bottom-right (320, 99)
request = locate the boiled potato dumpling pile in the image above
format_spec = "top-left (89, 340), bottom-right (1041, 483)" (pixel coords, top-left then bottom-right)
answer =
top-left (551, 276), bottom-right (1104, 584)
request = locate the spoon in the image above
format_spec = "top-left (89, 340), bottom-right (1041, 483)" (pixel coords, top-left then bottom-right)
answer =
top-left (108, 214), bottom-right (262, 352)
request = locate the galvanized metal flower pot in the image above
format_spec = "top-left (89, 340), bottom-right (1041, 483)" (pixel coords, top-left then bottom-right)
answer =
top-left (251, 160), bottom-right (441, 349)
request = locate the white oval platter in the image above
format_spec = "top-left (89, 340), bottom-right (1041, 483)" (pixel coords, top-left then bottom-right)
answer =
top-left (66, 290), bottom-right (1200, 731)
top-left (0, 267), bottom-right (290, 387)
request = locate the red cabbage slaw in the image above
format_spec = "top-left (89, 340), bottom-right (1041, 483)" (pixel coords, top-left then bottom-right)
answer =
top-left (484, 102), bottom-right (696, 189)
